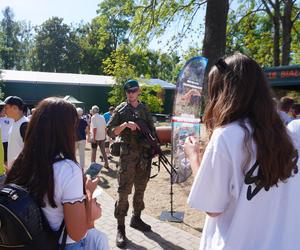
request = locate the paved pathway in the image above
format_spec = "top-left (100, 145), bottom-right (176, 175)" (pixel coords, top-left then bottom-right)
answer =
top-left (94, 189), bottom-right (200, 250)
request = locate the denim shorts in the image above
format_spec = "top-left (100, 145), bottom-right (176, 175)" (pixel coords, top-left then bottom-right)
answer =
top-left (64, 238), bottom-right (86, 250)
top-left (62, 229), bottom-right (109, 250)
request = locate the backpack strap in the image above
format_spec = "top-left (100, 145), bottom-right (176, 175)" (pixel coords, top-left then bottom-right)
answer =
top-left (58, 220), bottom-right (67, 250)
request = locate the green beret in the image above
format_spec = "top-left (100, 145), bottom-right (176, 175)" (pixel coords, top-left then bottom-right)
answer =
top-left (123, 79), bottom-right (139, 91)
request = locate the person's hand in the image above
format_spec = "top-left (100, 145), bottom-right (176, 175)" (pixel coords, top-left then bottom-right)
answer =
top-left (84, 175), bottom-right (99, 198)
top-left (184, 136), bottom-right (200, 161)
top-left (184, 136), bottom-right (201, 175)
top-left (126, 121), bottom-right (140, 131)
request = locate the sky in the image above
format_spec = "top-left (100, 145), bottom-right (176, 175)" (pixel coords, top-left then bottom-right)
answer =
top-left (0, 0), bottom-right (205, 54)
top-left (0, 0), bottom-right (100, 26)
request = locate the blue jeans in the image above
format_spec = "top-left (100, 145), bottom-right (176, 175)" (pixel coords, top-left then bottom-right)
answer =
top-left (65, 238), bottom-right (86, 250)
top-left (63, 229), bottom-right (109, 250)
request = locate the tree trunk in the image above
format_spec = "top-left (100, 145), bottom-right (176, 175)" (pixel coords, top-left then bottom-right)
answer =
top-left (273, 15), bottom-right (280, 66)
top-left (201, 0), bottom-right (229, 111)
top-left (273, 0), bottom-right (281, 66)
top-left (202, 0), bottom-right (229, 72)
top-left (261, 0), bottom-right (281, 66)
top-left (281, 0), bottom-right (293, 65)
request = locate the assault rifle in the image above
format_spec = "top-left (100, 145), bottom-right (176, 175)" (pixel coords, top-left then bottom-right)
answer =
top-left (127, 106), bottom-right (176, 177)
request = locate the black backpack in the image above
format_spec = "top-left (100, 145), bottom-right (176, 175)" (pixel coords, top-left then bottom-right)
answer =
top-left (0, 184), bottom-right (67, 250)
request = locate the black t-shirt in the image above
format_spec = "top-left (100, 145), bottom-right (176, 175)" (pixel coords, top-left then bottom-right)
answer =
top-left (76, 118), bottom-right (88, 141)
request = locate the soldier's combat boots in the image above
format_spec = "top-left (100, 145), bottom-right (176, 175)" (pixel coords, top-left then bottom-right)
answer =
top-left (130, 216), bottom-right (152, 232)
top-left (116, 225), bottom-right (127, 248)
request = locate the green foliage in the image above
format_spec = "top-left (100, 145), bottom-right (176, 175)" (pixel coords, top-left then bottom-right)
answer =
top-left (103, 45), bottom-right (164, 113)
top-left (0, 70), bottom-right (4, 99)
top-left (18, 21), bottom-right (34, 71)
top-left (129, 47), bottom-right (179, 82)
top-left (32, 17), bottom-right (81, 73)
top-left (76, 20), bottom-right (111, 75)
top-left (130, 0), bottom-right (206, 49)
top-left (290, 20), bottom-right (300, 64)
top-left (139, 84), bottom-right (163, 113)
top-left (0, 7), bottom-right (21, 69)
top-left (103, 46), bottom-right (136, 106)
top-left (79, 0), bottom-right (134, 75)
top-left (228, 0), bottom-right (300, 66)
top-left (96, 0), bottom-right (133, 50)
top-left (226, 2), bottom-right (273, 66)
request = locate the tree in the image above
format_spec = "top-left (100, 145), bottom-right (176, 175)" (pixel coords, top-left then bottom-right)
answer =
top-left (130, 0), bottom-right (207, 49)
top-left (280, 0), bottom-right (300, 65)
top-left (129, 48), bottom-right (179, 82)
top-left (18, 21), bottom-right (35, 70)
top-left (128, 0), bottom-right (229, 88)
top-left (32, 17), bottom-right (81, 73)
top-left (96, 0), bottom-right (133, 51)
top-left (0, 7), bottom-right (21, 69)
top-left (103, 46), bottom-right (136, 106)
top-left (103, 45), bottom-right (164, 113)
top-left (78, 0), bottom-right (133, 75)
top-left (78, 18), bottom-right (116, 75)
top-left (202, 0), bottom-right (229, 71)
top-left (226, 2), bottom-right (274, 66)
top-left (290, 20), bottom-right (300, 63)
top-left (0, 70), bottom-right (5, 99)
top-left (230, 0), bottom-right (300, 66)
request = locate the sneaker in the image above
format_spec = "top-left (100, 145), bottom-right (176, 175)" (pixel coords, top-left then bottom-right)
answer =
top-left (108, 155), bottom-right (113, 160)
top-left (104, 163), bottom-right (109, 169)
top-left (116, 225), bottom-right (127, 248)
top-left (130, 216), bottom-right (151, 232)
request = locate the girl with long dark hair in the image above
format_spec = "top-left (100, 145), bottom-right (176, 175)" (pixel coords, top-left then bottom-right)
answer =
top-left (5, 97), bottom-right (108, 249)
top-left (185, 53), bottom-right (299, 250)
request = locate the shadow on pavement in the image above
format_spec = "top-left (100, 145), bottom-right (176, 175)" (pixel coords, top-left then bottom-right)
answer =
top-left (180, 221), bottom-right (203, 233)
top-left (117, 240), bottom-right (147, 250)
top-left (101, 167), bottom-right (118, 179)
top-left (98, 176), bottom-right (110, 189)
top-left (143, 231), bottom-right (186, 250)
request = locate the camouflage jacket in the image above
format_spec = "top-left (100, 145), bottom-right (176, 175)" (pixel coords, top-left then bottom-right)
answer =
top-left (107, 101), bottom-right (155, 148)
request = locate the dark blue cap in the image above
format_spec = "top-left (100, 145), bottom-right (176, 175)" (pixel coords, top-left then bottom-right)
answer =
top-left (123, 79), bottom-right (139, 91)
top-left (4, 96), bottom-right (25, 110)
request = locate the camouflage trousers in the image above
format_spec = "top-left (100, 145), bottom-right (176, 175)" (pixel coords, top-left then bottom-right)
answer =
top-left (114, 144), bottom-right (151, 224)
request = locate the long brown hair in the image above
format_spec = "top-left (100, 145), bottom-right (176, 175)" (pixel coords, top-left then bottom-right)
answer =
top-left (5, 97), bottom-right (78, 207)
top-left (204, 52), bottom-right (297, 188)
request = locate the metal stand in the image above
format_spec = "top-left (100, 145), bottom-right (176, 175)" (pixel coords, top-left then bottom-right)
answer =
top-left (159, 152), bottom-right (184, 223)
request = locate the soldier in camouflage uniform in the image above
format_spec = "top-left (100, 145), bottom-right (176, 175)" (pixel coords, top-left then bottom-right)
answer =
top-left (107, 79), bottom-right (155, 248)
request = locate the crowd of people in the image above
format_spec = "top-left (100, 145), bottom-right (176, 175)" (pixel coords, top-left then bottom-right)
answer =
top-left (0, 52), bottom-right (300, 250)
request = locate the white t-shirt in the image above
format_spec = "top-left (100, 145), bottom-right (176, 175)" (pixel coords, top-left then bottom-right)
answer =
top-left (278, 110), bottom-right (292, 125)
top-left (90, 113), bottom-right (106, 141)
top-left (0, 117), bottom-right (13, 142)
top-left (188, 121), bottom-right (300, 250)
top-left (7, 116), bottom-right (29, 168)
top-left (287, 119), bottom-right (300, 149)
top-left (41, 159), bottom-right (85, 244)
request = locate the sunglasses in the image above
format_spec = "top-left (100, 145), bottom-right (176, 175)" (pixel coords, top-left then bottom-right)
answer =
top-left (126, 88), bottom-right (138, 94)
top-left (215, 58), bottom-right (228, 73)
top-left (215, 58), bottom-right (239, 82)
